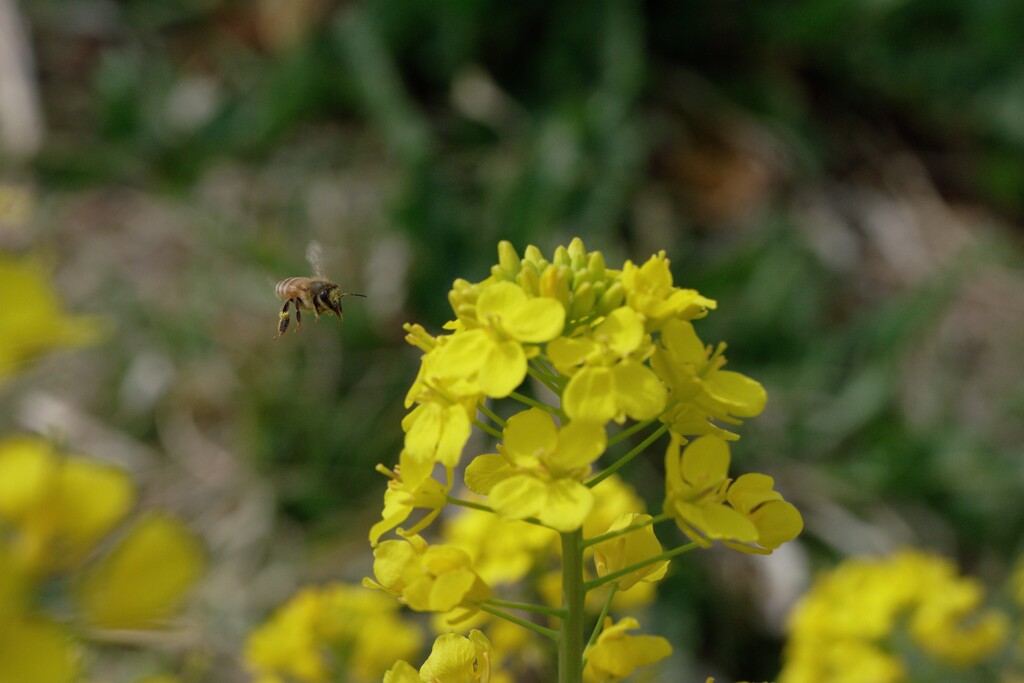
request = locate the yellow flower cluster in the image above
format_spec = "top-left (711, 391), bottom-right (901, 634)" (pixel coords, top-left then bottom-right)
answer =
top-left (245, 583), bottom-right (423, 683)
top-left (363, 238), bottom-right (804, 682)
top-left (0, 254), bottom-right (100, 380)
top-left (0, 436), bottom-right (205, 683)
top-left (377, 238), bottom-right (801, 551)
top-left (780, 550), bottom-right (1010, 683)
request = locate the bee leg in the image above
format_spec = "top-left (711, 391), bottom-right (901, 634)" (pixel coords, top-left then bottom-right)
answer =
top-left (295, 304), bottom-right (302, 330)
top-left (276, 300), bottom-right (292, 338)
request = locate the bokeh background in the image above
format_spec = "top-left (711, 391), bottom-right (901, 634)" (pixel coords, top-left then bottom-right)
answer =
top-left (2, 0), bottom-right (1024, 680)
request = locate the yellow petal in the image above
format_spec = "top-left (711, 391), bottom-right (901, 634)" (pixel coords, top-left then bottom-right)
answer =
top-left (596, 307), bottom-right (644, 357)
top-left (681, 436), bottom-right (730, 489)
top-left (436, 404), bottom-right (472, 468)
top-left (436, 329), bottom-right (490, 378)
top-left (537, 479), bottom-right (594, 532)
top-left (464, 454), bottom-right (515, 495)
top-left (747, 499), bottom-right (803, 550)
top-left (0, 436), bottom-right (56, 520)
top-left (383, 660), bottom-right (420, 683)
top-left (504, 296), bottom-right (566, 342)
top-left (703, 370), bottom-right (767, 418)
top-left (50, 456), bottom-right (135, 568)
top-left (488, 474), bottom-right (546, 522)
top-left (554, 420), bottom-right (606, 470)
top-left (419, 632), bottom-right (478, 681)
top-left (563, 367), bottom-right (616, 423)
top-left (547, 336), bottom-right (597, 374)
top-left (0, 617), bottom-right (79, 683)
top-left (76, 514), bottom-right (205, 629)
top-left (611, 361), bottom-right (666, 421)
top-left (701, 503), bottom-right (758, 542)
top-left (476, 281), bottom-right (528, 320)
top-left (504, 408), bottom-right (558, 464)
top-left (478, 339), bottom-right (526, 397)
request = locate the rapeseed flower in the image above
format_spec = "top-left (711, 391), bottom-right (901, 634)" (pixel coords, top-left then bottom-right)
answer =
top-left (370, 449), bottom-right (451, 545)
top-left (592, 513), bottom-right (669, 591)
top-left (435, 281), bottom-right (565, 398)
top-left (663, 435), bottom-right (757, 547)
top-left (0, 436), bottom-right (134, 574)
top-left (723, 473), bottom-right (803, 555)
top-left (651, 319), bottom-right (766, 439)
top-left (0, 437), bottom-right (205, 681)
top-left (583, 616), bottom-right (672, 682)
top-left (464, 408), bottom-right (605, 532)
top-left (366, 534), bottom-right (490, 616)
top-left (75, 512), bottom-right (205, 629)
top-left (780, 550), bottom-right (1009, 683)
top-left (245, 583), bottom-right (422, 683)
top-left (384, 629), bottom-right (494, 683)
top-left (620, 251), bottom-right (717, 329)
top-left (0, 255), bottom-right (100, 380)
top-left (549, 306), bottom-right (666, 424)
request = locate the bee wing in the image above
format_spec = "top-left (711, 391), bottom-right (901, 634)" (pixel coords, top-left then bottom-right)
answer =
top-left (306, 240), bottom-right (326, 279)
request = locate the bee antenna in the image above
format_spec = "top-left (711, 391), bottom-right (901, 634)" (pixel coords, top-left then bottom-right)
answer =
top-left (345, 292), bottom-right (367, 298)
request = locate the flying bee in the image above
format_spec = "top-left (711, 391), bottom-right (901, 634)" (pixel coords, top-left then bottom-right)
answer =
top-left (273, 241), bottom-right (365, 338)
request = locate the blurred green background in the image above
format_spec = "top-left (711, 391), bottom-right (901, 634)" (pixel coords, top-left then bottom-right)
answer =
top-left (2, 0), bottom-right (1023, 680)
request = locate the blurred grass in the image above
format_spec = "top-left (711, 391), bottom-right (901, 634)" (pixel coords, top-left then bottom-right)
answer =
top-left (3, 0), bottom-right (1024, 680)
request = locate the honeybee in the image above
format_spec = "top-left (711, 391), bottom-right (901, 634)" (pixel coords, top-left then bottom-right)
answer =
top-left (274, 242), bottom-right (365, 338)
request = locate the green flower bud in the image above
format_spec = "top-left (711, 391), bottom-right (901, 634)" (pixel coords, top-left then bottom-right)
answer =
top-left (524, 244), bottom-right (545, 265)
top-left (553, 245), bottom-right (571, 268)
top-left (587, 251), bottom-right (606, 281)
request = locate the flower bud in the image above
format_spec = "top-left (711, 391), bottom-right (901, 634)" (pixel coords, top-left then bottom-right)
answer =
top-left (497, 240), bottom-right (521, 277)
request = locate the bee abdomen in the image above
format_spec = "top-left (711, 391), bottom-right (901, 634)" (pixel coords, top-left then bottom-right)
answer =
top-left (275, 277), bottom-right (304, 300)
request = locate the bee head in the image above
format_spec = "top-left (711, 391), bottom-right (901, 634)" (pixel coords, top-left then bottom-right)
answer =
top-left (323, 286), bottom-right (345, 320)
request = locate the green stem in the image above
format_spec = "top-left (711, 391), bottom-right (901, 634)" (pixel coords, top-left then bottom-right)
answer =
top-left (510, 391), bottom-right (560, 414)
top-left (559, 529), bottom-right (586, 683)
top-left (581, 512), bottom-right (673, 548)
top-left (480, 604), bottom-right (559, 640)
top-left (477, 402), bottom-right (506, 430)
top-left (445, 496), bottom-right (494, 514)
top-left (583, 584), bottom-right (617, 662)
top-left (473, 418), bottom-right (503, 440)
top-left (586, 423), bottom-right (669, 488)
top-left (487, 597), bottom-right (567, 619)
top-left (606, 418), bottom-right (654, 447)
top-left (528, 359), bottom-right (564, 394)
top-left (584, 542), bottom-right (698, 592)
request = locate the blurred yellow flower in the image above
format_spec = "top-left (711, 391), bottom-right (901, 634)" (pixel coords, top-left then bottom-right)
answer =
top-left (780, 550), bottom-right (1009, 683)
top-left (0, 255), bottom-right (101, 380)
top-left (246, 583), bottom-right (422, 683)
top-left (75, 512), bottom-right (205, 629)
top-left (0, 615), bottom-right (80, 683)
top-left (441, 509), bottom-right (555, 586)
top-left (0, 436), bottom-right (135, 574)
